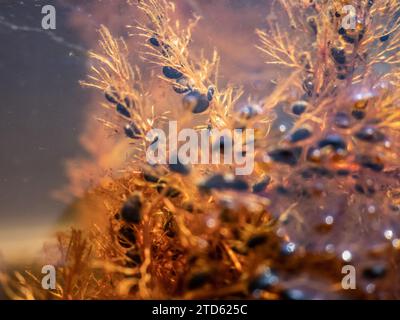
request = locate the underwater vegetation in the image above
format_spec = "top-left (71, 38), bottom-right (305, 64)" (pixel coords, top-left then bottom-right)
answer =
top-left (3, 0), bottom-right (400, 299)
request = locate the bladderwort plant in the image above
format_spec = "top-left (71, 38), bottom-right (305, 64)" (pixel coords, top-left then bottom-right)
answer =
top-left (3, 0), bottom-right (400, 300)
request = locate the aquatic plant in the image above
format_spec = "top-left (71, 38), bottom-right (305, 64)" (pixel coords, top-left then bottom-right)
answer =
top-left (4, 0), bottom-right (400, 299)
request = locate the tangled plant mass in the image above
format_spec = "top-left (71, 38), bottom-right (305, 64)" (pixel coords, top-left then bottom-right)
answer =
top-left (3, 0), bottom-right (400, 299)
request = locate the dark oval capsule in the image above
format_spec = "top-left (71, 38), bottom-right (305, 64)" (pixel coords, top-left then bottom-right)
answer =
top-left (199, 174), bottom-right (227, 191)
top-left (156, 180), bottom-right (167, 193)
top-left (290, 128), bottom-right (312, 143)
top-left (338, 27), bottom-right (346, 35)
top-left (336, 169), bottom-right (350, 176)
top-left (207, 86), bottom-right (215, 101)
top-left (143, 172), bottom-right (160, 183)
top-left (335, 112), bottom-right (351, 128)
top-left (187, 272), bottom-right (211, 290)
top-left (126, 249), bottom-right (142, 266)
top-left (331, 47), bottom-right (346, 64)
top-left (105, 89), bottom-right (120, 104)
top-left (311, 166), bottom-right (334, 178)
top-left (162, 66), bottom-right (183, 79)
top-left (248, 268), bottom-right (279, 292)
top-left (268, 147), bottom-right (302, 166)
top-left (276, 185), bottom-right (290, 195)
top-left (252, 176), bottom-right (271, 193)
top-left (390, 204), bottom-right (400, 212)
top-left (291, 101), bottom-right (308, 115)
top-left (156, 181), bottom-right (181, 198)
top-left (118, 238), bottom-right (132, 249)
top-left (339, 28), bottom-right (356, 44)
top-left (355, 184), bottom-right (365, 194)
top-left (183, 91), bottom-right (210, 114)
top-left (124, 97), bottom-right (133, 109)
top-left (165, 187), bottom-right (181, 198)
top-left (124, 123), bottom-right (141, 139)
top-left (225, 177), bottom-right (249, 191)
top-left (148, 37), bottom-right (160, 47)
top-left (182, 202), bottom-right (194, 213)
top-left (352, 109), bottom-right (366, 120)
top-left (199, 174), bottom-right (248, 192)
top-left (352, 173), bottom-right (360, 180)
top-left (173, 77), bottom-right (190, 94)
top-left (380, 34), bottom-right (390, 42)
top-left (363, 264), bottom-right (387, 279)
top-left (247, 234), bottom-right (268, 248)
top-left (116, 103), bottom-right (131, 118)
top-left (364, 162), bottom-right (384, 172)
top-left (354, 126), bottom-right (386, 143)
top-left (121, 194), bottom-right (142, 224)
top-left (168, 157), bottom-right (190, 175)
top-left (343, 34), bottom-right (356, 44)
top-left (118, 226), bottom-right (136, 247)
top-left (307, 16), bottom-right (318, 35)
top-left (318, 134), bottom-right (346, 151)
top-left (356, 155), bottom-right (384, 172)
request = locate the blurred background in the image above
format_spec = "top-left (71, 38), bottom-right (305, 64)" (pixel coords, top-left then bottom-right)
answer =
top-left (0, 0), bottom-right (273, 263)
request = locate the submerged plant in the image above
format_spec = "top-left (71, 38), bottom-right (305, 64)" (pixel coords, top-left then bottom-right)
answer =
top-left (5, 0), bottom-right (400, 299)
